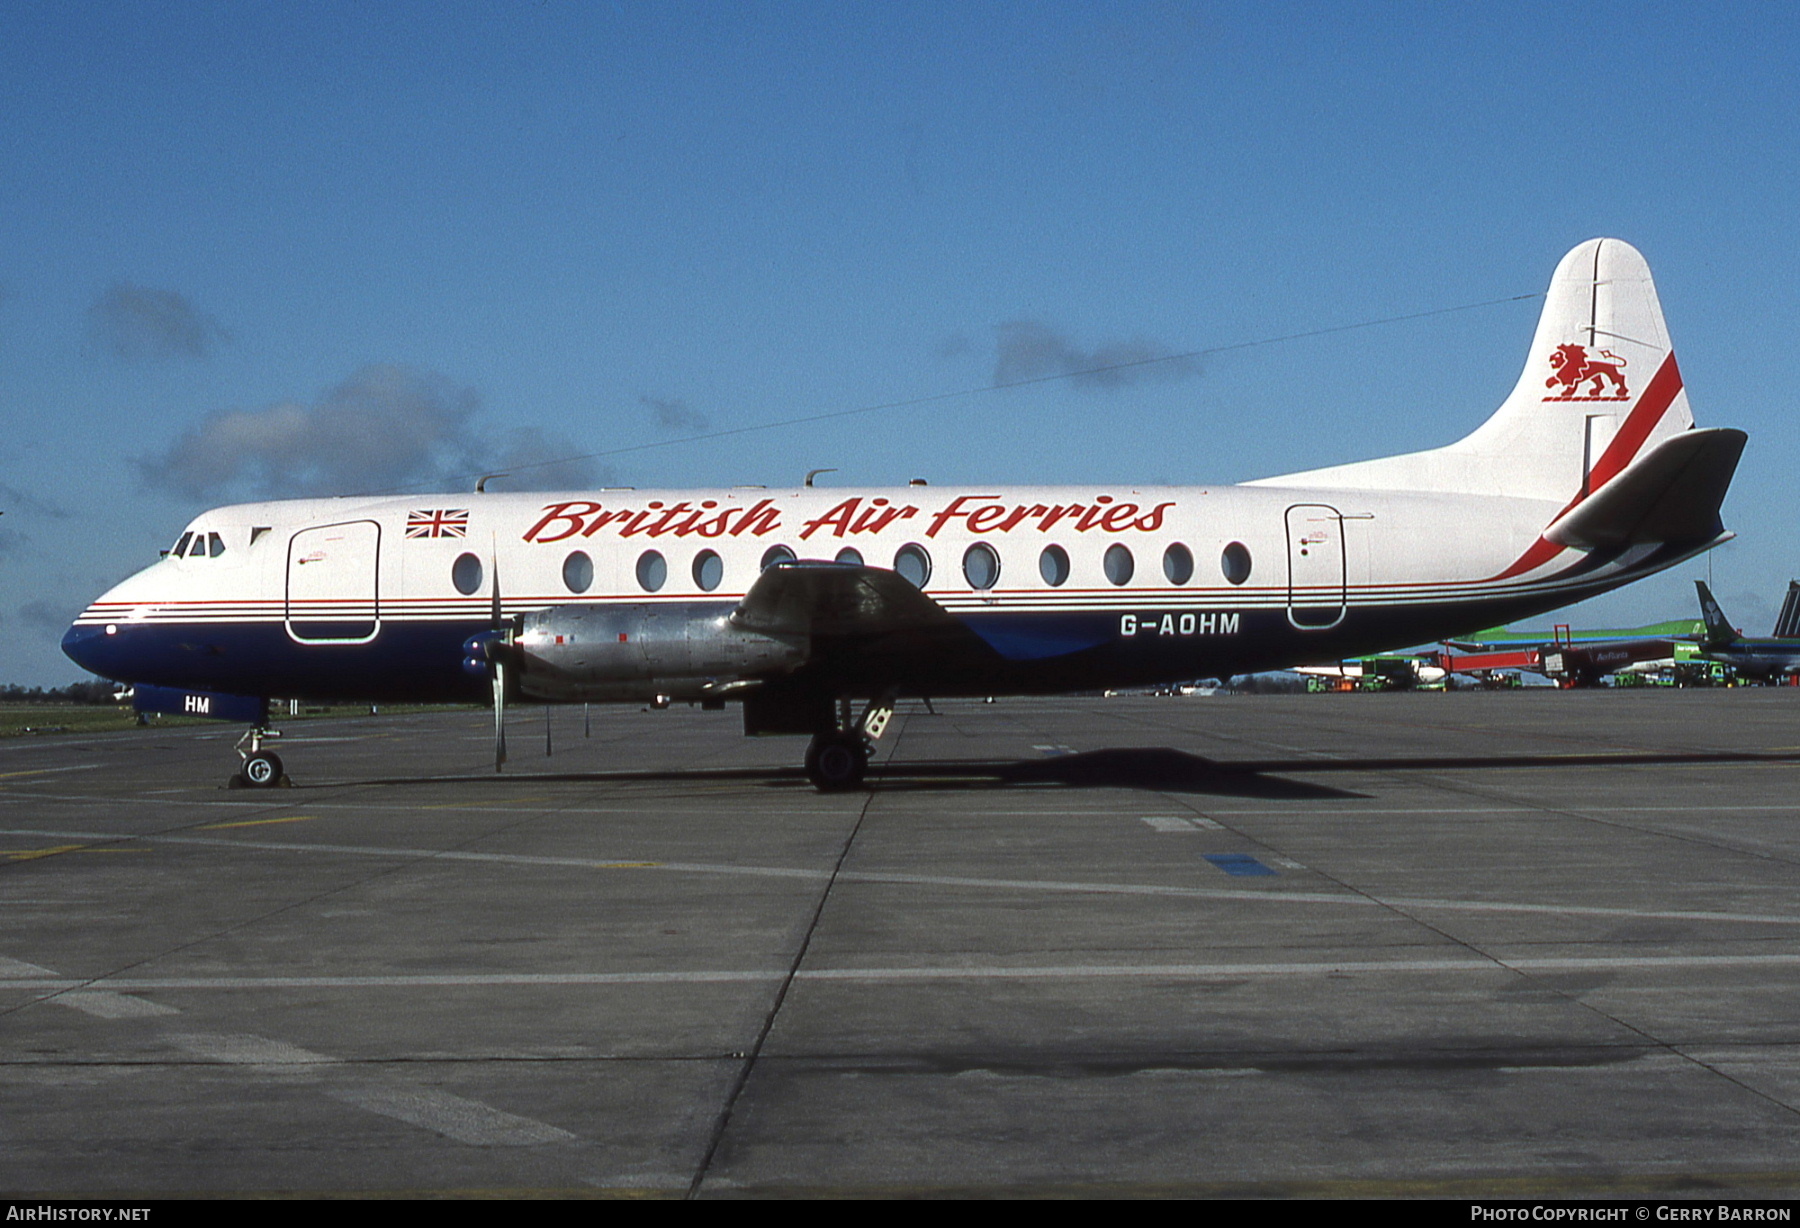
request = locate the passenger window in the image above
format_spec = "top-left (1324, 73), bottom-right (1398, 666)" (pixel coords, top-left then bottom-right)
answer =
top-left (1039, 545), bottom-right (1070, 587)
top-left (1221, 541), bottom-right (1253, 585)
top-left (962, 542), bottom-right (1000, 590)
top-left (694, 550), bottom-right (724, 592)
top-left (452, 552), bottom-right (484, 595)
top-left (563, 551), bottom-right (594, 594)
top-left (894, 544), bottom-right (931, 588)
top-left (1162, 543), bottom-right (1193, 585)
top-left (1104, 544), bottom-right (1134, 585)
top-left (761, 544), bottom-right (796, 571)
top-left (636, 550), bottom-right (668, 592)
top-left (835, 547), bottom-right (864, 566)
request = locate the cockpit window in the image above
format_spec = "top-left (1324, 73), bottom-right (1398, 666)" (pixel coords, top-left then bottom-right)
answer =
top-left (188, 535), bottom-right (210, 558)
top-left (172, 532), bottom-right (193, 557)
top-left (208, 532), bottom-right (226, 558)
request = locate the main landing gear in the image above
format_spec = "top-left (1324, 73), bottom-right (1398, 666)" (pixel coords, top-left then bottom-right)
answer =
top-left (804, 691), bottom-right (897, 791)
top-left (229, 726), bottom-right (288, 789)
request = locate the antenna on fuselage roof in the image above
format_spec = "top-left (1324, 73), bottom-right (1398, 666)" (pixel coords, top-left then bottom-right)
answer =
top-left (804, 468), bottom-right (836, 488)
top-left (475, 473), bottom-right (508, 493)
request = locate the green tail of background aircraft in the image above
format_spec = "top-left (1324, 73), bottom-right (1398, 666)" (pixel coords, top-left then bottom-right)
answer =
top-left (1694, 581), bottom-right (1800, 682)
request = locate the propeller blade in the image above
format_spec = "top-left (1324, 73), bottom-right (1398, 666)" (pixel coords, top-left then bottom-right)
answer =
top-left (493, 659), bottom-right (508, 771)
top-left (489, 540), bottom-right (507, 771)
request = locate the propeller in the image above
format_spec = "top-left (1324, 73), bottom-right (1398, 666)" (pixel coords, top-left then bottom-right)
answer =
top-left (489, 551), bottom-right (508, 772)
top-left (460, 546), bottom-right (513, 772)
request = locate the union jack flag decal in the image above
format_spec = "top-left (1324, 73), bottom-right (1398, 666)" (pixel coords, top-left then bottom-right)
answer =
top-left (406, 509), bottom-right (469, 538)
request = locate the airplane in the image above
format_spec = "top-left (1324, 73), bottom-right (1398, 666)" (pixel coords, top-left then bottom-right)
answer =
top-left (1445, 616), bottom-right (1706, 653)
top-left (1443, 616), bottom-right (1707, 687)
top-left (1694, 580), bottom-right (1800, 682)
top-left (1294, 654), bottom-right (1448, 691)
top-left (61, 238), bottom-right (1747, 790)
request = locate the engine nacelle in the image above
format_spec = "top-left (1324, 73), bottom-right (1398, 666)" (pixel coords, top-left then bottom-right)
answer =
top-left (513, 603), bottom-right (807, 702)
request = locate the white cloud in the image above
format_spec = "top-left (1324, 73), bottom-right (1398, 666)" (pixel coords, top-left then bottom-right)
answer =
top-left (133, 365), bottom-right (600, 499)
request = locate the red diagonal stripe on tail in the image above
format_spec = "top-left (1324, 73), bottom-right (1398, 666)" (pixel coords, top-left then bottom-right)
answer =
top-left (1492, 352), bottom-right (1685, 581)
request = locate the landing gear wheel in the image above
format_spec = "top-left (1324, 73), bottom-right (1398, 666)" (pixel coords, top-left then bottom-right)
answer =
top-left (805, 732), bottom-right (868, 791)
top-left (240, 751), bottom-right (284, 788)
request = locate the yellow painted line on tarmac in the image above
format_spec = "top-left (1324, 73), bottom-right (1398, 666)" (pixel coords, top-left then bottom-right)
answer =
top-left (199, 816), bottom-right (317, 830)
top-left (419, 796), bottom-right (556, 810)
top-left (3, 845), bottom-right (144, 862)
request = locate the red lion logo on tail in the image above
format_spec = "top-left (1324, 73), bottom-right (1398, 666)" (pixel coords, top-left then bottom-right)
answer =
top-left (1544, 344), bottom-right (1629, 400)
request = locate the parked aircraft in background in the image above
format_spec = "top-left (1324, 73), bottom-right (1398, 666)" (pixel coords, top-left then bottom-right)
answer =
top-left (1295, 654), bottom-right (1448, 691)
top-left (1445, 617), bottom-right (1706, 653)
top-left (63, 239), bottom-right (1745, 788)
top-left (1694, 581), bottom-right (1800, 682)
top-left (1443, 615), bottom-right (1704, 687)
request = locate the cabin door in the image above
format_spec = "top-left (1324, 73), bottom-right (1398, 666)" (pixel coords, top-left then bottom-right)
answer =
top-left (1285, 504), bottom-right (1346, 630)
top-left (286, 520), bottom-right (382, 643)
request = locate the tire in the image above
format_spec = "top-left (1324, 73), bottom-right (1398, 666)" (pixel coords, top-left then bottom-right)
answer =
top-left (242, 751), bottom-right (284, 788)
top-left (805, 733), bottom-right (867, 791)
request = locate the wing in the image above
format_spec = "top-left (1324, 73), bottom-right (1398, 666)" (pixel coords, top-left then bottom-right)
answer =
top-left (731, 561), bottom-right (1006, 712)
top-left (730, 561), bottom-right (1118, 704)
top-left (732, 560), bottom-right (963, 639)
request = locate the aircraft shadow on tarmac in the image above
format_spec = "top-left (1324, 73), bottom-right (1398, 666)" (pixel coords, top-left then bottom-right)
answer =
top-left (355, 747), bottom-right (1359, 798)
top-left (348, 745), bottom-right (1800, 798)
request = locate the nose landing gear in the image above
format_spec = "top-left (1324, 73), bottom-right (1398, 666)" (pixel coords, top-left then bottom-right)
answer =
top-left (230, 726), bottom-right (288, 789)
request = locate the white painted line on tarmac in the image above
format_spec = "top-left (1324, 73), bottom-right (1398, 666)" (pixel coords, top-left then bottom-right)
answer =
top-left (1, 952), bottom-right (1797, 993)
top-left (169, 1032), bottom-right (337, 1066)
top-left (163, 1029), bottom-right (577, 1146)
top-left (6, 971), bottom-right (781, 990)
top-left (56, 990), bottom-right (180, 1019)
top-left (331, 1086), bottom-right (576, 1146)
top-left (0, 955), bottom-right (57, 978)
top-left (165, 1029), bottom-right (577, 1147)
top-left (5, 823), bottom-right (1800, 928)
top-left (1140, 816), bottom-right (1199, 832)
top-left (12, 783), bottom-right (1800, 823)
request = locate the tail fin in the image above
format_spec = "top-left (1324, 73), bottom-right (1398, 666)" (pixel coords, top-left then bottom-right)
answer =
top-left (1695, 581), bottom-right (1740, 647)
top-left (1252, 238), bottom-right (1696, 503)
top-left (1773, 581), bottom-right (1800, 640)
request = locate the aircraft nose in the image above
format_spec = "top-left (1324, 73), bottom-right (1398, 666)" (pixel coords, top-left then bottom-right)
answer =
top-left (62, 620), bottom-right (122, 679)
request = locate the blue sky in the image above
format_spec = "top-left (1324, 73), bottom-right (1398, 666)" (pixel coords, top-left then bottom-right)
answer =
top-left (4, 2), bottom-right (1798, 684)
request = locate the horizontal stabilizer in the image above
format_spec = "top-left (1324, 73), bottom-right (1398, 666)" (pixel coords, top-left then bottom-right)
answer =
top-left (1545, 428), bottom-right (1746, 549)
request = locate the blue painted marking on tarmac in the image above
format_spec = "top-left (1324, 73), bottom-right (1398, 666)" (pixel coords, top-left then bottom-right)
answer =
top-left (1203, 854), bottom-right (1277, 877)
